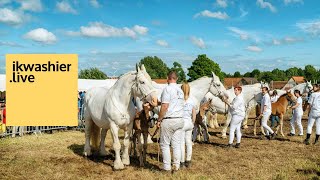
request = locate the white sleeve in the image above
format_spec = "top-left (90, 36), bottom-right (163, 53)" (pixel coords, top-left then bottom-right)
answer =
top-left (161, 87), bottom-right (171, 104)
top-left (308, 94), bottom-right (314, 104)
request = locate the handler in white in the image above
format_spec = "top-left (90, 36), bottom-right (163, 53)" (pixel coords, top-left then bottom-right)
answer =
top-left (180, 82), bottom-right (196, 168)
top-left (289, 90), bottom-right (304, 136)
top-left (223, 86), bottom-right (245, 148)
top-left (304, 84), bottom-right (320, 145)
top-left (157, 71), bottom-right (184, 172)
top-left (257, 87), bottom-right (276, 140)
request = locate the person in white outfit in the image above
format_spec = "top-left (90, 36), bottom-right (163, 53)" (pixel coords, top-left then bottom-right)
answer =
top-left (223, 86), bottom-right (245, 148)
top-left (180, 82), bottom-right (196, 168)
top-left (257, 87), bottom-right (276, 140)
top-left (157, 71), bottom-right (184, 172)
top-left (289, 90), bottom-right (304, 136)
top-left (304, 84), bottom-right (320, 145)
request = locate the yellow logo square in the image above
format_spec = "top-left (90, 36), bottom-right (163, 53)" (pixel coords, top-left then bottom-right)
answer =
top-left (6, 54), bottom-right (78, 126)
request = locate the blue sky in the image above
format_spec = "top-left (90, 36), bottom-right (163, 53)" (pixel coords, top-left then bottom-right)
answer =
top-left (0, 0), bottom-right (320, 76)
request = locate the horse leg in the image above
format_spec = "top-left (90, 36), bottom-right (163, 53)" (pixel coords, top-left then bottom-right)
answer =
top-left (242, 112), bottom-right (249, 129)
top-left (253, 119), bottom-right (257, 136)
top-left (142, 132), bottom-right (148, 166)
top-left (213, 113), bottom-right (219, 128)
top-left (137, 132), bottom-right (143, 167)
top-left (280, 114), bottom-right (285, 137)
top-left (99, 128), bottom-right (108, 156)
top-left (122, 120), bottom-right (134, 166)
top-left (207, 112), bottom-right (214, 128)
top-left (132, 131), bottom-right (137, 157)
top-left (110, 122), bottom-right (124, 170)
top-left (222, 113), bottom-right (231, 138)
top-left (83, 116), bottom-right (93, 157)
top-left (260, 119), bottom-right (266, 135)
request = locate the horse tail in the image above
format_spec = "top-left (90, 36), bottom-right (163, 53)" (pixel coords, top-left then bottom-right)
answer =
top-left (90, 122), bottom-right (101, 151)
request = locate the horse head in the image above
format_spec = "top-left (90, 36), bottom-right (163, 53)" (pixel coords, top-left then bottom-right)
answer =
top-left (133, 64), bottom-right (158, 107)
top-left (209, 72), bottom-right (228, 100)
top-left (286, 90), bottom-right (297, 103)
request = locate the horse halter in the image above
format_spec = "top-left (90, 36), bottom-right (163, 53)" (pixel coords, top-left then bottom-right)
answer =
top-left (132, 73), bottom-right (156, 101)
top-left (209, 79), bottom-right (224, 100)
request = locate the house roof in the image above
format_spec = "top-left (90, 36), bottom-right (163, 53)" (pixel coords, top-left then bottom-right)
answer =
top-left (271, 81), bottom-right (287, 90)
top-left (291, 76), bottom-right (305, 83)
top-left (152, 79), bottom-right (167, 84)
top-left (223, 78), bottom-right (242, 88)
top-left (243, 77), bottom-right (258, 84)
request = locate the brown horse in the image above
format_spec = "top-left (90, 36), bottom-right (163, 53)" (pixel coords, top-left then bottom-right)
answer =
top-left (193, 98), bottom-right (213, 143)
top-left (132, 104), bottom-right (153, 167)
top-left (254, 91), bottom-right (296, 137)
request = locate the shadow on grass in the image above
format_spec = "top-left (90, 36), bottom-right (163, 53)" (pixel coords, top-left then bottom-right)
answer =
top-left (68, 143), bottom-right (162, 171)
top-left (297, 168), bottom-right (320, 176)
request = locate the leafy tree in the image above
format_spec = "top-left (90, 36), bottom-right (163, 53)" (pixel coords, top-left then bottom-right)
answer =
top-left (271, 68), bottom-right (286, 81)
top-left (243, 72), bottom-right (252, 77)
top-left (251, 69), bottom-right (261, 78)
top-left (233, 71), bottom-right (241, 77)
top-left (304, 65), bottom-right (317, 81)
top-left (139, 56), bottom-right (169, 79)
top-left (78, 68), bottom-right (108, 79)
top-left (187, 54), bottom-right (222, 81)
top-left (286, 67), bottom-right (299, 78)
top-left (170, 61), bottom-right (186, 83)
top-left (258, 71), bottom-right (275, 83)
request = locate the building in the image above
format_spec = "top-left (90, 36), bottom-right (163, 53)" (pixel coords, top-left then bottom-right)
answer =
top-left (223, 77), bottom-right (258, 89)
top-left (152, 79), bottom-right (167, 84)
top-left (270, 76), bottom-right (305, 90)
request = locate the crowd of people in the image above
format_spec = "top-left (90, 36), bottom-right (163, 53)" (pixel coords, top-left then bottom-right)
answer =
top-left (152, 70), bottom-right (320, 173)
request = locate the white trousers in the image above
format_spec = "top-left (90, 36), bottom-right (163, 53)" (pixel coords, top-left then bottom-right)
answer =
top-left (306, 115), bottom-right (320, 135)
top-left (261, 112), bottom-right (274, 135)
top-left (229, 115), bottom-right (244, 144)
top-left (181, 121), bottom-right (193, 163)
top-left (290, 112), bottom-right (303, 135)
top-left (160, 118), bottom-right (184, 171)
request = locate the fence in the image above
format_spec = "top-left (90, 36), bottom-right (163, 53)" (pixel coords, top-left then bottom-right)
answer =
top-left (0, 104), bottom-right (86, 138)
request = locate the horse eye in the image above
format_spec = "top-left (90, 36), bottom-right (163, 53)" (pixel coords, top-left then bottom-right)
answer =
top-left (140, 81), bottom-right (145, 84)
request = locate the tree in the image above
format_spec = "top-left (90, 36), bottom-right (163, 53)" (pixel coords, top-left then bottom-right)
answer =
top-left (258, 71), bottom-right (275, 83)
top-left (271, 68), bottom-right (286, 81)
top-left (243, 72), bottom-right (252, 77)
top-left (78, 67), bottom-right (108, 79)
top-left (170, 61), bottom-right (186, 83)
top-left (187, 54), bottom-right (222, 81)
top-left (139, 56), bottom-right (169, 79)
top-left (304, 65), bottom-right (317, 81)
top-left (233, 71), bottom-right (241, 77)
top-left (251, 69), bottom-right (261, 78)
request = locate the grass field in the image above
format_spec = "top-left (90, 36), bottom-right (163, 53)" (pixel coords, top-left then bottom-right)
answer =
top-left (0, 114), bottom-right (319, 180)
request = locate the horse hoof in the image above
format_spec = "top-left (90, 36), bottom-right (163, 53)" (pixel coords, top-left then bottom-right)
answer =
top-left (122, 157), bottom-right (130, 166)
top-left (99, 150), bottom-right (108, 156)
top-left (83, 151), bottom-right (92, 157)
top-left (113, 161), bottom-right (125, 170)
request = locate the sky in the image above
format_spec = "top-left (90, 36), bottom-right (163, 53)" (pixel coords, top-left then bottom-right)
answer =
top-left (0, 0), bottom-right (320, 76)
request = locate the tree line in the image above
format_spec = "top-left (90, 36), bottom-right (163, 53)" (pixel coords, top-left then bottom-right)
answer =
top-left (79, 54), bottom-right (320, 83)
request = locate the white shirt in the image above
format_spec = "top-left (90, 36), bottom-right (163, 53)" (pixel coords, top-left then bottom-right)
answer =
top-left (270, 95), bottom-right (279, 103)
top-left (261, 93), bottom-right (272, 114)
top-left (308, 92), bottom-right (320, 117)
top-left (230, 94), bottom-right (245, 117)
top-left (183, 98), bottom-right (195, 123)
top-left (293, 96), bottom-right (303, 115)
top-left (161, 83), bottom-right (184, 118)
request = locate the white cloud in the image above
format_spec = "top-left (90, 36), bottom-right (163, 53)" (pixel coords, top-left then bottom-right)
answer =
top-left (240, 7), bottom-right (248, 18)
top-left (228, 27), bottom-right (249, 40)
top-left (256, 0), bottom-right (277, 13)
top-left (190, 36), bottom-right (206, 49)
top-left (19, 0), bottom-right (43, 12)
top-left (246, 45), bottom-right (262, 52)
top-left (0, 8), bottom-right (24, 25)
top-left (89, 0), bottom-right (100, 8)
top-left (272, 39), bottom-right (281, 45)
top-left (133, 25), bottom-right (148, 35)
top-left (216, 0), bottom-right (227, 8)
top-left (72, 22), bottom-right (148, 39)
top-left (56, 1), bottom-right (77, 14)
top-left (0, 41), bottom-right (23, 47)
top-left (156, 40), bottom-right (168, 47)
top-left (24, 28), bottom-right (57, 44)
top-left (296, 19), bottom-right (320, 36)
top-left (284, 0), bottom-right (303, 5)
top-left (271, 37), bottom-right (303, 45)
top-left (194, 10), bottom-right (229, 20)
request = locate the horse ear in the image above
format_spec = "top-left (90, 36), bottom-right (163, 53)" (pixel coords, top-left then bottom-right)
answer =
top-left (141, 64), bottom-right (146, 72)
top-left (136, 64), bottom-right (140, 72)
